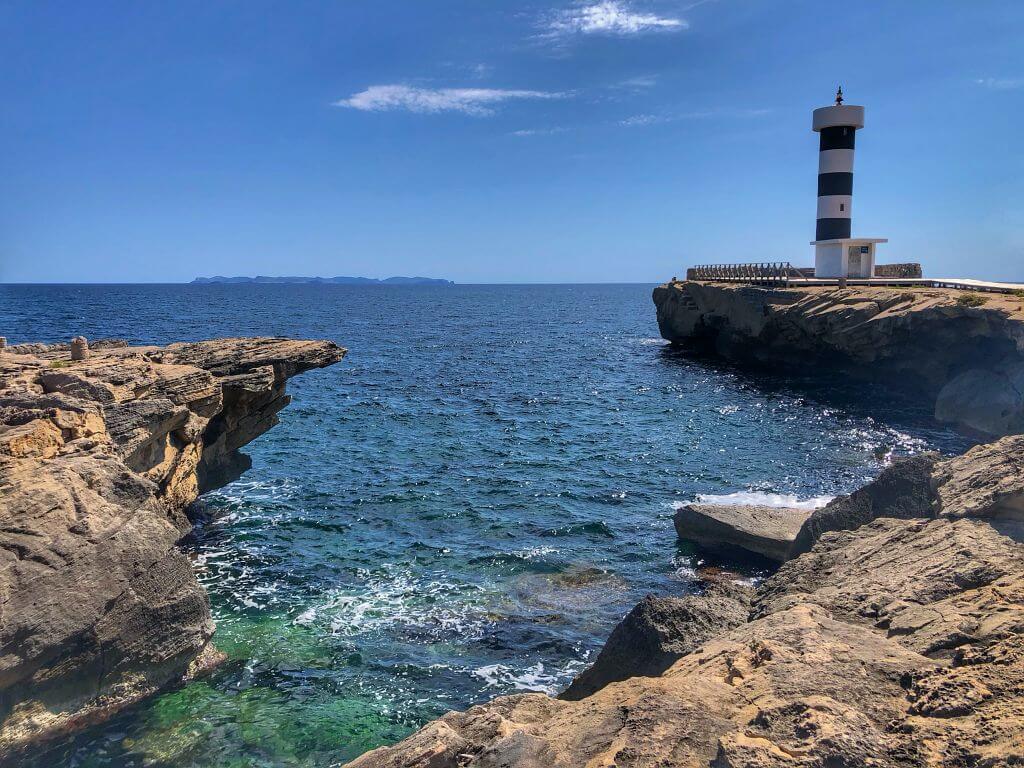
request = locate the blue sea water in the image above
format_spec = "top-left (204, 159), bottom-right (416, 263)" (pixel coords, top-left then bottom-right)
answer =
top-left (1, 284), bottom-right (970, 767)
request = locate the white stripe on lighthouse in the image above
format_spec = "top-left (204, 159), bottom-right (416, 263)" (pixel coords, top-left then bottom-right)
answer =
top-left (817, 148), bottom-right (854, 174)
top-left (817, 195), bottom-right (852, 219)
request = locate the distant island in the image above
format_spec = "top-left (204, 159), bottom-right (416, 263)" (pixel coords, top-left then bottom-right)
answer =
top-left (190, 275), bottom-right (454, 286)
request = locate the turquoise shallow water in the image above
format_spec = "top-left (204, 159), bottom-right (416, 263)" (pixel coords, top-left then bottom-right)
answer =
top-left (2, 283), bottom-right (970, 767)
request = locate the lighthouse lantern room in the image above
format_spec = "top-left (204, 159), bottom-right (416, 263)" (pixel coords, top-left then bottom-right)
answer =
top-left (810, 88), bottom-right (886, 278)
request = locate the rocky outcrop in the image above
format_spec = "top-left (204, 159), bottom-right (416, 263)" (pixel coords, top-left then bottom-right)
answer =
top-left (652, 280), bottom-right (1024, 437)
top-left (790, 435), bottom-right (1024, 556)
top-left (0, 337), bottom-right (344, 754)
top-left (559, 581), bottom-right (752, 701)
top-left (789, 452), bottom-right (940, 556)
top-left (674, 503), bottom-right (812, 561)
top-left (348, 436), bottom-right (1024, 767)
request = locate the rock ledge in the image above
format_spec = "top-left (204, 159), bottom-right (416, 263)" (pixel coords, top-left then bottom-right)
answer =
top-left (674, 503), bottom-right (812, 561)
top-left (652, 280), bottom-right (1024, 437)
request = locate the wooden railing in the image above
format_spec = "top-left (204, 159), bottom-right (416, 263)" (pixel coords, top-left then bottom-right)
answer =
top-left (687, 262), bottom-right (805, 287)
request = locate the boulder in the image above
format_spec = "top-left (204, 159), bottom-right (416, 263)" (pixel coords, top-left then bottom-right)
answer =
top-left (789, 452), bottom-right (940, 556)
top-left (559, 581), bottom-right (752, 700)
top-left (674, 503), bottom-right (812, 561)
top-left (790, 435), bottom-right (1024, 558)
top-left (755, 516), bottom-right (1024, 656)
top-left (347, 604), bottom-right (940, 768)
top-left (935, 364), bottom-right (1024, 437)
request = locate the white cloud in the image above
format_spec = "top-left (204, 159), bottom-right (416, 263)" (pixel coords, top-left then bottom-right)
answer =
top-left (975, 77), bottom-right (1023, 90)
top-left (614, 74), bottom-right (659, 90)
top-left (545, 1), bottom-right (686, 37)
top-left (471, 63), bottom-right (494, 80)
top-left (510, 126), bottom-right (570, 136)
top-left (618, 107), bottom-right (771, 127)
top-left (335, 85), bottom-right (567, 116)
top-left (619, 113), bottom-right (667, 126)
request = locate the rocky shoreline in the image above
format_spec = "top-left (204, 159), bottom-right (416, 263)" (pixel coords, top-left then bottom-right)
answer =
top-left (0, 337), bottom-right (344, 755)
top-left (652, 280), bottom-right (1024, 438)
top-left (349, 435), bottom-right (1024, 768)
top-left (4, 328), bottom-right (1022, 767)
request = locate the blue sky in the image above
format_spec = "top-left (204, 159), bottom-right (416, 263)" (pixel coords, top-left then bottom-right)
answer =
top-left (1, 1), bottom-right (1021, 283)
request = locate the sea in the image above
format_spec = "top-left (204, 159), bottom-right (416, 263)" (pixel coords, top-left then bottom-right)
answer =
top-left (0, 283), bottom-right (972, 767)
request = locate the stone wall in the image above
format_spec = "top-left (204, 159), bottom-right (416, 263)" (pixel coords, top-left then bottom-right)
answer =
top-left (875, 262), bottom-right (923, 278)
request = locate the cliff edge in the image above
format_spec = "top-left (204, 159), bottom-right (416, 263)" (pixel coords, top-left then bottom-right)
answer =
top-left (0, 337), bottom-right (345, 754)
top-left (652, 280), bottom-right (1024, 437)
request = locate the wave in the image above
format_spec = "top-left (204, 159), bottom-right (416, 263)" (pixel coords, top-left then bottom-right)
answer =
top-left (291, 564), bottom-right (492, 639)
top-left (690, 491), bottom-right (833, 510)
top-left (472, 659), bottom-right (588, 694)
top-left (539, 521), bottom-right (615, 538)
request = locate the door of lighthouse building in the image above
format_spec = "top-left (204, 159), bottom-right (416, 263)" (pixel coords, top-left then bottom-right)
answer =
top-left (847, 246), bottom-right (862, 277)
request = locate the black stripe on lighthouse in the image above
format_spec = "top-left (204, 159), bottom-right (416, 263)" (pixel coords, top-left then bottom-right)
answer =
top-left (816, 218), bottom-right (851, 240)
top-left (819, 126), bottom-right (856, 151)
top-left (816, 125), bottom-right (856, 240)
top-left (817, 172), bottom-right (853, 196)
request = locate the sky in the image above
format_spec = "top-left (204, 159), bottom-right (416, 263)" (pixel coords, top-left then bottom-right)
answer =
top-left (1, 1), bottom-right (1021, 283)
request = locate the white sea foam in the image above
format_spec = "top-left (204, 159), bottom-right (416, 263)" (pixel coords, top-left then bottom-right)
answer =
top-left (512, 545), bottom-right (558, 559)
top-left (292, 563), bottom-right (491, 639)
top-left (208, 477), bottom-right (300, 506)
top-left (689, 491), bottom-right (833, 510)
top-left (472, 659), bottom-right (588, 694)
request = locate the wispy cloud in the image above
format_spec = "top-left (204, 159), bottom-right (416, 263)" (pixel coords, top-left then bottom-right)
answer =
top-left (510, 126), bottom-right (571, 137)
top-left (471, 63), bottom-right (494, 80)
top-left (335, 85), bottom-right (567, 116)
top-left (975, 77), bottom-right (1023, 90)
top-left (619, 113), bottom-right (668, 127)
top-left (618, 107), bottom-right (771, 127)
top-left (614, 74), bottom-right (659, 90)
top-left (543, 1), bottom-right (686, 38)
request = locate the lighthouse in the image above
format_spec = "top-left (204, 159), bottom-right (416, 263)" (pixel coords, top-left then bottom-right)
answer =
top-left (811, 87), bottom-right (886, 278)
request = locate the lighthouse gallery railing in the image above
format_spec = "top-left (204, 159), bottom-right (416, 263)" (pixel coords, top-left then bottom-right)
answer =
top-left (687, 262), bottom-right (807, 287)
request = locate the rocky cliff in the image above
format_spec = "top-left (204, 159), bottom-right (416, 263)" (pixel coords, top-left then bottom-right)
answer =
top-left (652, 280), bottom-right (1024, 437)
top-left (347, 436), bottom-right (1024, 768)
top-left (0, 337), bottom-right (345, 754)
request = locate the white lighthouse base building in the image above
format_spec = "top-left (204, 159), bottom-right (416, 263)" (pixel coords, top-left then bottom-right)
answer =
top-left (812, 237), bottom-right (887, 278)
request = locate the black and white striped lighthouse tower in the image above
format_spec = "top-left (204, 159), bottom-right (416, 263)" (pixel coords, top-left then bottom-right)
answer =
top-left (811, 87), bottom-right (885, 278)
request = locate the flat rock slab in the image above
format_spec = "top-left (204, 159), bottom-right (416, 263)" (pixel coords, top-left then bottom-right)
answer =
top-left (674, 503), bottom-right (812, 561)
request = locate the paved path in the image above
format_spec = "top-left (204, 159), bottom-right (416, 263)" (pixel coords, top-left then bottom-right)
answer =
top-left (761, 277), bottom-right (1024, 293)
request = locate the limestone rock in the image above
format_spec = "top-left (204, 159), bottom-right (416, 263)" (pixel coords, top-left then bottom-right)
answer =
top-left (560, 582), bottom-right (752, 700)
top-left (932, 434), bottom-right (1024, 519)
top-left (935, 363), bottom-right (1024, 437)
top-left (789, 453), bottom-right (940, 556)
top-left (791, 434), bottom-right (1024, 557)
top-left (756, 516), bottom-right (1024, 656)
top-left (675, 503), bottom-right (812, 561)
top-left (347, 605), bottom-right (938, 768)
top-left (652, 280), bottom-right (1024, 437)
top-left (0, 337), bottom-right (345, 755)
